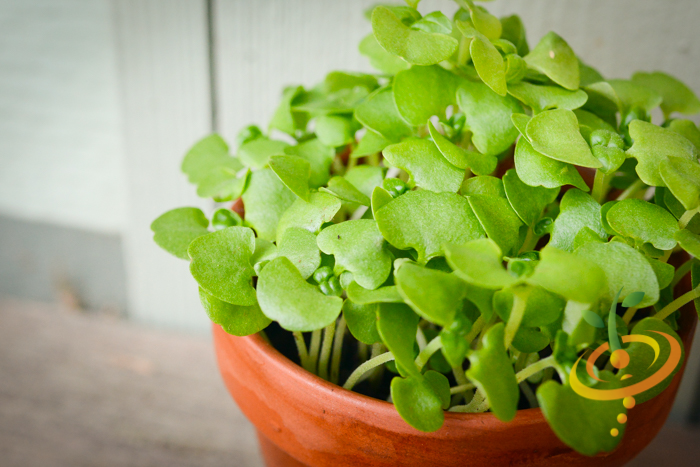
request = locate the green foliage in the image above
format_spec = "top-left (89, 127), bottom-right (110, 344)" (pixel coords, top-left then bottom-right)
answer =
top-left (524, 32), bottom-right (579, 90)
top-left (383, 138), bottom-right (465, 193)
top-left (199, 288), bottom-right (271, 336)
top-left (151, 207), bottom-right (209, 260)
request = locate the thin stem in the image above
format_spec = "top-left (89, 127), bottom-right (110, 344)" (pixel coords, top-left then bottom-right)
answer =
top-left (368, 343), bottom-right (386, 386)
top-left (465, 316), bottom-right (485, 345)
top-left (330, 316), bottom-right (347, 385)
top-left (450, 388), bottom-right (488, 413)
top-left (416, 327), bottom-right (428, 351)
top-left (308, 329), bottom-right (322, 374)
top-left (653, 284), bottom-right (700, 321)
top-left (293, 331), bottom-right (311, 372)
top-left (415, 336), bottom-right (443, 370)
top-left (672, 259), bottom-right (696, 289)
top-left (343, 352), bottom-right (395, 391)
top-left (591, 169), bottom-right (611, 204)
top-left (518, 226), bottom-right (539, 254)
top-left (616, 179), bottom-right (645, 201)
top-left (622, 306), bottom-right (639, 325)
top-left (357, 342), bottom-right (369, 362)
top-left (520, 382), bottom-right (539, 408)
top-left (515, 356), bottom-right (555, 383)
top-left (505, 289), bottom-right (530, 349)
top-left (680, 206), bottom-right (700, 229)
top-left (457, 35), bottom-right (471, 66)
top-left (450, 383), bottom-right (476, 395)
top-left (318, 322), bottom-right (336, 381)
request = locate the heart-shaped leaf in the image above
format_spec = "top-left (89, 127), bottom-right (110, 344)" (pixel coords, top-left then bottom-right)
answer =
top-left (151, 207), bottom-right (210, 260)
top-left (659, 157), bottom-right (700, 210)
top-left (317, 220), bottom-right (392, 290)
top-left (377, 302), bottom-right (420, 376)
top-left (355, 87), bottom-right (413, 142)
top-left (199, 288), bottom-right (271, 336)
top-left (181, 134), bottom-right (247, 200)
top-left (457, 80), bottom-right (523, 156)
top-left (188, 227), bottom-right (257, 306)
top-left (500, 14), bottom-right (529, 56)
top-left (344, 166), bottom-right (385, 200)
top-left (526, 109), bottom-right (602, 168)
top-left (250, 238), bottom-right (277, 274)
top-left (461, 175), bottom-right (506, 198)
top-left (371, 6), bottom-right (458, 66)
top-left (676, 229), bottom-right (700, 257)
top-left (428, 121), bottom-right (497, 175)
top-left (606, 199), bottom-right (679, 250)
top-left (606, 79), bottom-right (662, 114)
top-left (383, 138), bottom-right (465, 193)
top-left (352, 130), bottom-right (390, 158)
top-left (494, 286), bottom-right (565, 328)
top-left (507, 82), bottom-right (588, 114)
top-left (444, 238), bottom-right (516, 289)
top-left (632, 71), bottom-right (700, 117)
top-left (469, 32), bottom-right (507, 96)
top-left (347, 282), bottom-right (403, 304)
top-left (238, 137), bottom-right (289, 170)
top-left (514, 137), bottom-right (589, 190)
top-left (466, 323), bottom-right (519, 422)
top-left (359, 33), bottom-right (410, 75)
top-left (269, 155), bottom-right (310, 201)
top-left (391, 373), bottom-right (445, 432)
top-left (371, 186), bottom-right (394, 218)
top-left (242, 169), bottom-right (297, 241)
top-left (550, 189), bottom-right (607, 252)
top-left (574, 109), bottom-right (616, 141)
top-left (524, 32), bottom-right (579, 91)
top-left (395, 262), bottom-right (465, 326)
top-left (321, 176), bottom-right (371, 206)
top-left (276, 192), bottom-right (341, 243)
top-left (668, 119), bottom-right (700, 152)
top-left (503, 169), bottom-right (559, 226)
top-left (393, 65), bottom-right (461, 125)
top-left (314, 115), bottom-right (357, 147)
top-left (269, 86), bottom-right (308, 135)
top-left (375, 190), bottom-right (486, 263)
top-left (277, 227), bottom-right (321, 279)
top-left (411, 11), bottom-right (452, 35)
top-left (257, 256), bottom-right (342, 332)
top-left (343, 300), bottom-right (381, 345)
top-left (467, 194), bottom-right (524, 256)
top-left (626, 120), bottom-right (698, 187)
top-left (284, 138), bottom-right (335, 188)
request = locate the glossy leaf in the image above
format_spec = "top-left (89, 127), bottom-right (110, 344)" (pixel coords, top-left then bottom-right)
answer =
top-left (550, 189), bottom-right (607, 252)
top-left (606, 199), bottom-right (679, 250)
top-left (269, 155), bottom-right (310, 201)
top-left (395, 262), bottom-right (464, 326)
top-left (317, 220), bottom-right (392, 290)
top-left (188, 227), bottom-right (256, 306)
top-left (375, 190), bottom-right (486, 263)
top-left (371, 6), bottom-right (458, 66)
top-left (466, 323), bottom-right (519, 422)
top-left (199, 288), bottom-right (271, 336)
top-left (383, 138), bottom-right (464, 193)
top-left (284, 138), bottom-right (335, 188)
top-left (411, 11), bottom-right (452, 35)
top-left (250, 238), bottom-right (277, 274)
top-left (500, 14), bottom-right (529, 56)
top-left (276, 192), bottom-right (341, 243)
top-left (347, 282), bottom-right (403, 305)
top-left (659, 157), bottom-right (700, 210)
top-left (631, 71), bottom-right (700, 117)
top-left (468, 194), bottom-right (524, 256)
top-left (391, 373), bottom-right (445, 432)
top-left (524, 32), bottom-right (579, 91)
top-left (507, 82), bottom-right (588, 114)
top-left (257, 257), bottom-right (342, 332)
top-left (242, 169), bottom-right (297, 241)
top-left (502, 169), bottom-right (559, 226)
top-left (444, 238), bottom-right (516, 289)
top-left (358, 33), bottom-right (410, 75)
top-left (393, 65), bottom-right (461, 125)
top-left (514, 138), bottom-right (589, 191)
top-left (276, 227), bottom-right (320, 279)
top-left (343, 300), bottom-right (381, 345)
top-left (461, 175), bottom-right (506, 198)
top-left (355, 87), bottom-right (413, 142)
top-left (526, 109), bottom-right (601, 168)
top-left (377, 303), bottom-right (420, 376)
top-left (151, 208), bottom-right (209, 260)
top-left (428, 121), bottom-right (497, 175)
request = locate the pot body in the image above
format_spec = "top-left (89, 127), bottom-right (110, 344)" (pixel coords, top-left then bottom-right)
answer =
top-left (213, 300), bottom-right (696, 467)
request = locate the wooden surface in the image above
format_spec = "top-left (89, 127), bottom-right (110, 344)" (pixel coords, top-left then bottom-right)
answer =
top-left (0, 297), bottom-right (698, 466)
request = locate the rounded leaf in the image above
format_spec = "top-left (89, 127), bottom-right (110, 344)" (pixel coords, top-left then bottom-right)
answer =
top-left (395, 262), bottom-right (464, 326)
top-left (151, 207), bottom-right (210, 260)
top-left (526, 109), bottom-right (601, 168)
top-left (524, 32), bottom-right (579, 91)
top-left (383, 138), bottom-right (465, 193)
top-left (606, 199), bottom-right (679, 250)
top-left (199, 288), bottom-right (271, 336)
top-left (391, 374), bottom-right (445, 432)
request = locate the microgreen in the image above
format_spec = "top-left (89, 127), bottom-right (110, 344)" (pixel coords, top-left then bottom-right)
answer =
top-left (152, 0), bottom-right (700, 456)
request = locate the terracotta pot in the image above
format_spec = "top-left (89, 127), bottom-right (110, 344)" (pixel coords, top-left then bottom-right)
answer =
top-left (213, 287), bottom-right (697, 467)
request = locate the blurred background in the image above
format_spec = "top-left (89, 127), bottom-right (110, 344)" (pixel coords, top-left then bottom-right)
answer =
top-left (1, 0), bottom-right (700, 465)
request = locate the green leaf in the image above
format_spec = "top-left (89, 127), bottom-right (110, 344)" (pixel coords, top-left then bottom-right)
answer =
top-left (659, 157), bottom-right (700, 210)
top-left (423, 370), bottom-right (451, 409)
top-left (320, 176), bottom-right (371, 206)
top-left (507, 82), bottom-right (588, 114)
top-left (461, 175), bottom-right (506, 198)
top-left (494, 286), bottom-right (565, 328)
top-left (393, 65), bottom-right (461, 126)
top-left (457, 80), bottom-right (523, 156)
top-left (581, 309), bottom-right (605, 328)
top-left (284, 138), bottom-right (335, 188)
top-left (550, 189), bottom-right (607, 252)
top-left (470, 33), bottom-right (507, 96)
top-left (574, 109), bottom-right (616, 141)
top-left (354, 87), bottom-right (413, 142)
top-left (241, 169), bottom-right (297, 241)
top-left (589, 130), bottom-right (626, 174)
top-left (347, 282), bottom-right (403, 305)
top-left (579, 60), bottom-right (604, 87)
top-left (317, 220), bottom-right (392, 290)
top-left (428, 121), bottom-right (497, 175)
top-left (627, 120), bottom-right (698, 187)
top-left (511, 113), bottom-right (531, 139)
top-left (250, 238), bottom-right (277, 274)
top-left (358, 33), bottom-right (410, 75)
top-left (514, 137), bottom-right (589, 191)
top-left (669, 119), bottom-right (700, 153)
top-left (444, 238), bottom-right (516, 289)
top-left (524, 32), bottom-right (580, 91)
top-left (151, 207), bottom-right (209, 260)
top-left (352, 130), bottom-right (390, 158)
top-left (371, 186), bottom-right (394, 218)
top-left (375, 190), bottom-right (486, 263)
top-left (575, 241), bottom-right (659, 307)
top-left (537, 373), bottom-right (625, 456)
top-left (199, 288), bottom-right (271, 336)
top-left (269, 85), bottom-right (308, 135)
top-left (466, 323), bottom-right (519, 422)
top-left (607, 79), bottom-right (662, 114)
top-left (188, 227), bottom-right (256, 306)
top-left (314, 115), bottom-right (357, 147)
top-left (238, 137), bottom-right (290, 170)
top-left (371, 6), bottom-right (458, 66)
top-left (395, 262), bottom-right (465, 326)
top-left (343, 300), bottom-right (381, 345)
top-left (606, 199), bottom-right (679, 250)
top-left (502, 169), bottom-right (559, 226)
top-left (676, 229), bottom-right (700, 257)
top-left (324, 71), bottom-right (379, 94)
top-left (391, 373), bottom-right (445, 432)
top-left (276, 192), bottom-right (341, 243)
top-left (181, 134), bottom-right (247, 200)
top-left (526, 246), bottom-right (606, 303)
top-left (646, 257), bottom-right (675, 290)
top-left (383, 138), bottom-right (465, 193)
top-left (526, 109), bottom-right (601, 168)
top-left (269, 155), bottom-right (310, 201)
top-left (276, 227), bottom-right (321, 279)
top-left (500, 14), bottom-right (528, 56)
top-left (631, 71), bottom-right (700, 117)
top-left (257, 256), bottom-right (342, 332)
top-left (467, 194), bottom-right (524, 256)
top-left (440, 308), bottom-right (473, 367)
top-left (411, 11), bottom-right (452, 35)
top-left (377, 302), bottom-right (420, 376)
top-left (344, 166), bottom-right (385, 200)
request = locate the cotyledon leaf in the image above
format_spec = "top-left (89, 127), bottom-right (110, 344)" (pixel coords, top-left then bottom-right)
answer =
top-left (382, 138), bottom-right (464, 193)
top-left (502, 168), bottom-right (559, 226)
top-left (513, 137), bottom-right (589, 191)
top-left (320, 176), bottom-right (371, 206)
top-left (507, 82), bottom-right (588, 114)
top-left (428, 121), bottom-right (497, 175)
top-left (467, 194), bottom-right (524, 256)
top-left (444, 238), bottom-right (516, 289)
top-left (358, 33), bottom-right (410, 75)
top-left (269, 155), bottom-right (310, 201)
top-left (199, 288), bottom-right (271, 337)
top-left (283, 138), bottom-right (335, 188)
top-left (550, 189), bottom-right (607, 252)
top-left (151, 207), bottom-right (210, 260)
top-left (343, 300), bottom-right (381, 345)
top-left (659, 157), bottom-right (700, 211)
top-left (632, 71), bottom-right (700, 117)
top-left (238, 137), bottom-right (289, 170)
top-left (242, 169), bottom-right (297, 241)
top-left (391, 373), bottom-right (445, 432)
top-left (605, 199), bottom-right (679, 250)
top-left (347, 282), bottom-right (403, 305)
top-left (393, 65), bottom-right (461, 126)
top-left (676, 230), bottom-right (700, 257)
top-left (395, 262), bottom-right (465, 326)
top-left (354, 86), bottom-right (413, 142)
top-left (524, 31), bottom-right (580, 91)
top-left (377, 302), bottom-right (421, 377)
top-left (276, 192), bottom-right (341, 243)
top-left (276, 227), bottom-right (321, 280)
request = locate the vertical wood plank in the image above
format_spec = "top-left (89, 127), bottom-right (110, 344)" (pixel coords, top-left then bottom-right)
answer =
top-left (113, 0), bottom-right (212, 332)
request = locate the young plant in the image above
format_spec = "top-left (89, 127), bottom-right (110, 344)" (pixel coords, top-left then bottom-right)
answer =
top-left (152, 0), bottom-right (700, 456)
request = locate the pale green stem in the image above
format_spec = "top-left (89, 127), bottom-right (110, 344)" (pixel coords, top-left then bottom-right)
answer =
top-left (318, 322), bottom-right (336, 381)
top-left (416, 327), bottom-right (428, 351)
top-left (672, 259), bottom-right (696, 289)
top-left (465, 316), bottom-right (485, 346)
top-left (368, 343), bottom-right (386, 385)
top-left (616, 179), bottom-right (646, 201)
top-left (622, 307), bottom-right (639, 325)
top-left (343, 352), bottom-right (395, 391)
top-left (293, 331), bottom-right (311, 372)
top-left (330, 316), bottom-right (347, 385)
top-left (357, 342), bottom-right (369, 362)
top-left (450, 388), bottom-right (488, 413)
top-left (518, 226), bottom-right (539, 254)
top-left (680, 206), bottom-right (700, 229)
top-left (450, 383), bottom-right (476, 395)
top-left (591, 169), bottom-right (611, 204)
top-left (505, 290), bottom-right (529, 349)
top-left (520, 381), bottom-right (539, 408)
top-left (308, 329), bottom-right (322, 374)
top-left (457, 35), bottom-right (471, 66)
top-left (653, 284), bottom-right (700, 321)
top-left (515, 356), bottom-right (555, 383)
top-left (415, 336), bottom-right (443, 370)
